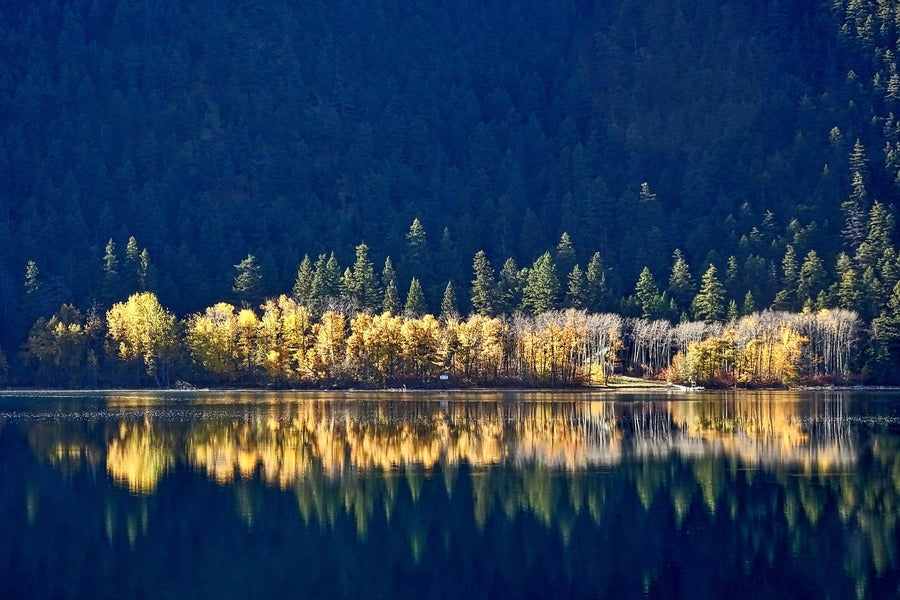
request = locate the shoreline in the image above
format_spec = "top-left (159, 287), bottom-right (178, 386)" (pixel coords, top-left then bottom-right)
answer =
top-left (2, 383), bottom-right (900, 396)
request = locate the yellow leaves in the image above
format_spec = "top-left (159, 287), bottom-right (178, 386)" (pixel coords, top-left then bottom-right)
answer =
top-left (106, 292), bottom-right (178, 380)
top-left (667, 320), bottom-right (808, 386)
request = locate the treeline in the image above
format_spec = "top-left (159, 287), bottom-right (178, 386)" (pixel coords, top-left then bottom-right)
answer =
top-left (10, 213), bottom-right (900, 386)
top-left (4, 0), bottom-right (900, 354)
top-left (9, 291), bottom-right (867, 390)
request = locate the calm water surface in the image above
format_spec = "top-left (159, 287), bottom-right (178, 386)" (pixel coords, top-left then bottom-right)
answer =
top-left (1, 390), bottom-right (899, 599)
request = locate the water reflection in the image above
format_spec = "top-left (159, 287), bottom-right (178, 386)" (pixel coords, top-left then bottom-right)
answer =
top-left (4, 391), bottom-right (900, 598)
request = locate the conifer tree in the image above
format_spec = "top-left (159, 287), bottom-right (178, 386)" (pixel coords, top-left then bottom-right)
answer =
top-left (585, 252), bottom-right (609, 312)
top-left (856, 200), bottom-right (894, 271)
top-left (873, 281), bottom-right (900, 374)
top-left (742, 290), bottom-right (756, 315)
top-left (347, 243), bottom-right (380, 311)
top-left (24, 260), bottom-right (41, 298)
top-left (522, 252), bottom-right (560, 315)
top-left (440, 281), bottom-right (458, 322)
top-left (233, 254), bottom-right (263, 305)
top-left (404, 217), bottom-right (429, 281)
top-left (773, 245), bottom-right (799, 310)
top-left (497, 257), bottom-right (523, 314)
top-left (797, 250), bottom-right (826, 306)
top-left (102, 238), bottom-right (120, 304)
top-left (404, 277), bottom-right (426, 317)
top-left (435, 227), bottom-right (460, 290)
top-left (125, 235), bottom-right (141, 292)
top-left (313, 253), bottom-right (342, 303)
top-left (667, 249), bottom-right (695, 312)
top-left (555, 232), bottom-right (577, 278)
top-left (833, 252), bottom-right (861, 311)
top-left (727, 299), bottom-right (739, 322)
top-left (725, 255), bottom-right (739, 298)
top-left (23, 259), bottom-right (43, 324)
top-left (566, 264), bottom-right (587, 309)
top-left (138, 249), bottom-right (154, 291)
top-left (634, 266), bottom-right (664, 319)
top-left (471, 250), bottom-right (498, 316)
top-left (692, 265), bottom-right (725, 323)
top-left (293, 255), bottom-right (315, 304)
top-left (382, 257), bottom-right (401, 314)
top-left (842, 171), bottom-right (868, 250)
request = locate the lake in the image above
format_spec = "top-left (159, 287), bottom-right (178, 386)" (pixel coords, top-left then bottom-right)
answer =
top-left (1, 390), bottom-right (898, 599)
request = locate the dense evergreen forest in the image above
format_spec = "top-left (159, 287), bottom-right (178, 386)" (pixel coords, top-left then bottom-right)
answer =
top-left (3, 0), bottom-right (900, 386)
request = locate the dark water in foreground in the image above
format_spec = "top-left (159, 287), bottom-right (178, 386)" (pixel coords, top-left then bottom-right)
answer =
top-left (1, 390), bottom-right (899, 599)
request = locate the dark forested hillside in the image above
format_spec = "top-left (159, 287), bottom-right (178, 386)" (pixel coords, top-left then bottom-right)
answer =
top-left (2, 1), bottom-right (900, 382)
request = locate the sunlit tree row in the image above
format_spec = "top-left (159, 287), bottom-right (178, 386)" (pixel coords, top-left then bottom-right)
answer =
top-left (18, 290), bottom-right (865, 388)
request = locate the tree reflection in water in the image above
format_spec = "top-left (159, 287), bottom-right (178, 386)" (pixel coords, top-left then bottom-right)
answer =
top-left (3, 391), bottom-right (899, 598)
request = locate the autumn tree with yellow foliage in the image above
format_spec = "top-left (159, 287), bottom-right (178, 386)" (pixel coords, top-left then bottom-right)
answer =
top-left (106, 292), bottom-right (179, 387)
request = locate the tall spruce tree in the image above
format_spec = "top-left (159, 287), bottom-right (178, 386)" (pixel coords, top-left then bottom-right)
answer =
top-left (471, 250), bottom-right (498, 316)
top-left (693, 265), bottom-right (725, 323)
top-left (233, 254), bottom-right (263, 305)
top-left (773, 245), bottom-right (799, 310)
top-left (566, 264), bottom-right (587, 309)
top-left (101, 238), bottom-right (120, 305)
top-left (348, 243), bottom-right (380, 311)
top-left (497, 257), bottom-right (523, 314)
top-left (797, 250), bottom-right (826, 307)
top-left (404, 277), bottom-right (426, 317)
top-left (312, 253), bottom-right (342, 303)
top-left (522, 252), bottom-right (560, 315)
top-left (124, 236), bottom-right (141, 293)
top-left (634, 266), bottom-right (664, 319)
top-left (667, 249), bottom-right (695, 313)
top-left (440, 281), bottom-right (459, 322)
top-left (293, 255), bottom-right (315, 304)
top-left (585, 252), bottom-right (608, 312)
top-left (404, 218), bottom-right (429, 283)
top-left (554, 232), bottom-right (577, 278)
top-left (382, 257), bottom-right (401, 314)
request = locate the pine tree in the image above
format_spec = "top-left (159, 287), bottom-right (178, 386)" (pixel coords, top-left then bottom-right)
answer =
top-left (667, 249), bottom-right (696, 312)
top-left (725, 255), bottom-right (739, 298)
top-left (124, 235), bottom-right (141, 293)
top-left (24, 260), bottom-right (41, 297)
top-left (404, 277), bottom-right (426, 317)
top-left (634, 266), bottom-right (664, 319)
top-left (797, 250), bottom-right (826, 306)
top-left (497, 257), bottom-right (522, 314)
top-left (585, 252), bottom-right (608, 312)
top-left (348, 243), bottom-right (380, 311)
top-left (23, 259), bottom-right (43, 323)
top-left (522, 252), bottom-right (560, 315)
top-left (233, 254), bottom-right (263, 305)
top-left (404, 217), bottom-right (429, 282)
top-left (312, 253), bottom-right (342, 303)
top-left (872, 281), bottom-right (900, 375)
top-left (554, 232), bottom-right (577, 278)
top-left (849, 138), bottom-right (868, 182)
top-left (565, 264), bottom-right (587, 309)
top-left (382, 257), bottom-right (401, 314)
top-left (727, 299), bottom-right (739, 321)
top-left (138, 249), bottom-right (154, 291)
top-left (102, 238), bottom-right (120, 304)
top-left (692, 265), bottom-right (725, 323)
top-left (292, 255), bottom-right (315, 304)
top-left (842, 171), bottom-right (868, 250)
top-left (440, 281), bottom-right (459, 322)
top-left (773, 245), bottom-right (799, 310)
top-left (857, 200), bottom-right (895, 270)
top-left (742, 290), bottom-right (756, 315)
top-left (471, 250), bottom-right (498, 316)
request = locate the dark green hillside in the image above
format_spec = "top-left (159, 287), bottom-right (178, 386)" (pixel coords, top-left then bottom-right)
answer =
top-left (2, 1), bottom-right (900, 381)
